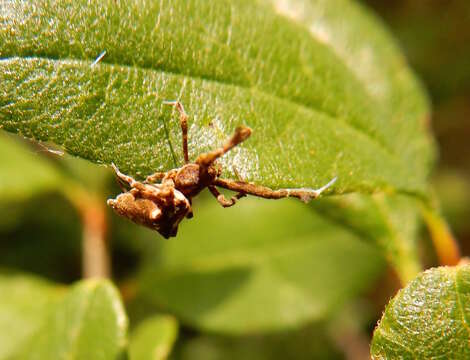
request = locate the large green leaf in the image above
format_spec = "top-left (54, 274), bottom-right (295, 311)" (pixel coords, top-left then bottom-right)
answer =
top-left (0, 271), bottom-right (64, 360)
top-left (139, 196), bottom-right (385, 333)
top-left (0, 0), bottom-right (434, 195)
top-left (17, 279), bottom-right (129, 360)
top-left (371, 264), bottom-right (470, 359)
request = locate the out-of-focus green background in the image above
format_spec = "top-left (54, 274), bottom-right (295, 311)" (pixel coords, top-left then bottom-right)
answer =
top-left (0, 1), bottom-right (469, 359)
top-left (363, 0), bottom-right (470, 252)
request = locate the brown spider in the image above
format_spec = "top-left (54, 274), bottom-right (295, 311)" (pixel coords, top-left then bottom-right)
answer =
top-left (107, 101), bottom-right (337, 238)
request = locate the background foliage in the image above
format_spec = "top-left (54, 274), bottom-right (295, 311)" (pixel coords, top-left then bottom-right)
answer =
top-left (0, 0), bottom-right (469, 359)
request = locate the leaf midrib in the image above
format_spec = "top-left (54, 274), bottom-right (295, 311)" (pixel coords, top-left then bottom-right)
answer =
top-left (3, 53), bottom-right (404, 172)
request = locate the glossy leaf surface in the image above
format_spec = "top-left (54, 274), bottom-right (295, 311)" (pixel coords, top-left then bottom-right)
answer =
top-left (0, 0), bottom-right (435, 196)
top-left (371, 264), bottom-right (470, 359)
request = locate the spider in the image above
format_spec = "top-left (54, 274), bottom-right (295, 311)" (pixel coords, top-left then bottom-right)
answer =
top-left (107, 101), bottom-right (337, 238)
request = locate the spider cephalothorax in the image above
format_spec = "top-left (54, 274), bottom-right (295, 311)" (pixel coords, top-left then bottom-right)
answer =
top-left (108, 101), bottom-right (336, 238)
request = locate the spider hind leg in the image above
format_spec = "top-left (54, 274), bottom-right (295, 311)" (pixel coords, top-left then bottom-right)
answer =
top-left (213, 177), bottom-right (337, 203)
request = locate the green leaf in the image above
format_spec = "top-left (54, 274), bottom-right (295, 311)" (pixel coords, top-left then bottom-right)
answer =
top-left (0, 0), bottom-right (435, 195)
top-left (371, 264), bottom-right (470, 359)
top-left (139, 196), bottom-right (385, 334)
top-left (0, 271), bottom-right (64, 360)
top-left (130, 315), bottom-right (178, 360)
top-left (19, 279), bottom-right (128, 360)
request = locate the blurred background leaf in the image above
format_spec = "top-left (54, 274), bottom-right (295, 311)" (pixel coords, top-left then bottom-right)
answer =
top-left (0, 271), bottom-right (65, 360)
top-left (139, 196), bottom-right (385, 334)
top-left (16, 279), bottom-right (128, 360)
top-left (129, 315), bottom-right (178, 360)
top-left (172, 322), bottom-right (344, 360)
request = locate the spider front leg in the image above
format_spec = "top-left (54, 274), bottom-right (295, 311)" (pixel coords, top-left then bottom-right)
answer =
top-left (208, 185), bottom-right (246, 208)
top-left (214, 177), bottom-right (337, 203)
top-left (196, 126), bottom-right (252, 167)
top-left (163, 100), bottom-right (189, 163)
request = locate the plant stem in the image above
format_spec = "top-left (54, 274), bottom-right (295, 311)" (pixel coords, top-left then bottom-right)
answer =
top-left (421, 206), bottom-right (461, 266)
top-left (63, 184), bottom-right (111, 278)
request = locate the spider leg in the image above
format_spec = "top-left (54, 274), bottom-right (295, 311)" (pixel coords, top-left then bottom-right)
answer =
top-left (208, 185), bottom-right (246, 208)
top-left (196, 126), bottom-right (252, 167)
top-left (213, 177), bottom-right (337, 203)
top-left (163, 100), bottom-right (189, 163)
